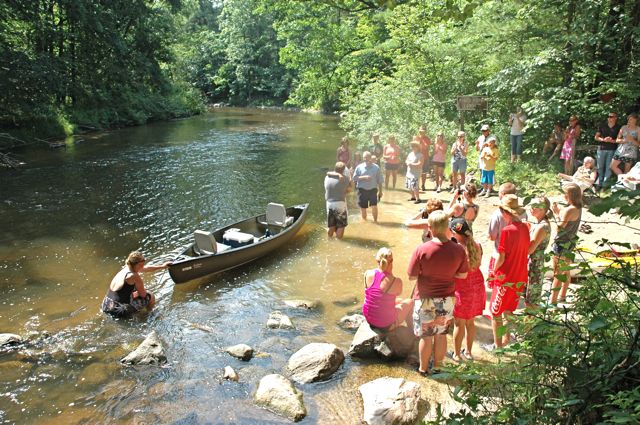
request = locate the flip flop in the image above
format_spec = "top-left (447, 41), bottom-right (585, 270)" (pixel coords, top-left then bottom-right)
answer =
top-left (462, 349), bottom-right (474, 361)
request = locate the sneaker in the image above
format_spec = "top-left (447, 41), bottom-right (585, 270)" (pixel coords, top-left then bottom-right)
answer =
top-left (414, 199), bottom-right (422, 204)
top-left (408, 197), bottom-right (416, 201)
top-left (436, 186), bottom-right (441, 193)
top-left (484, 191), bottom-right (491, 198)
top-left (478, 189), bottom-right (486, 196)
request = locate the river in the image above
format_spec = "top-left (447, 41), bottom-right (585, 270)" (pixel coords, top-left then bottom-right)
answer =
top-left (0, 108), bottom-right (440, 424)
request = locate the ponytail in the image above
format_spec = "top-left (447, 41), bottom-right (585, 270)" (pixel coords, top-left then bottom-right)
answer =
top-left (464, 234), bottom-right (481, 270)
top-left (375, 247), bottom-right (393, 273)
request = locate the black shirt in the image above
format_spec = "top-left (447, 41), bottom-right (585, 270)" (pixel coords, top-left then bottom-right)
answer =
top-left (597, 123), bottom-right (621, 151)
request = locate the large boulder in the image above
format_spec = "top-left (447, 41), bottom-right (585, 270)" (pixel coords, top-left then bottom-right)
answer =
top-left (120, 331), bottom-right (166, 365)
top-left (267, 311), bottom-right (294, 329)
top-left (348, 322), bottom-right (417, 360)
top-left (359, 377), bottom-right (424, 425)
top-left (287, 343), bottom-right (344, 384)
top-left (225, 344), bottom-right (254, 361)
top-left (0, 333), bottom-right (23, 347)
top-left (255, 374), bottom-right (306, 422)
top-left (339, 314), bottom-right (366, 331)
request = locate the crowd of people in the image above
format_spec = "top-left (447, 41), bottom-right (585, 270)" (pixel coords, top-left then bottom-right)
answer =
top-left (324, 111), bottom-right (640, 377)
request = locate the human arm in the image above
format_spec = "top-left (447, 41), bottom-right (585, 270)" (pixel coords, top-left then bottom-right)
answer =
top-left (493, 251), bottom-right (506, 271)
top-left (552, 204), bottom-right (579, 229)
top-left (406, 218), bottom-right (430, 230)
top-left (141, 261), bottom-right (171, 273)
top-left (131, 274), bottom-right (148, 299)
top-left (574, 125), bottom-right (581, 140)
top-left (528, 224), bottom-right (549, 255)
top-left (462, 142), bottom-right (469, 156)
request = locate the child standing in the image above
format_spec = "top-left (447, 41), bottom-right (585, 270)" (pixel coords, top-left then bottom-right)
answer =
top-left (480, 136), bottom-right (499, 197)
top-left (432, 133), bottom-right (447, 192)
top-left (450, 218), bottom-right (484, 361)
top-left (526, 196), bottom-right (551, 308)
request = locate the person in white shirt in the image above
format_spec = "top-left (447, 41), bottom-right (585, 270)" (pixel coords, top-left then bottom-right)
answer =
top-left (509, 107), bottom-right (527, 163)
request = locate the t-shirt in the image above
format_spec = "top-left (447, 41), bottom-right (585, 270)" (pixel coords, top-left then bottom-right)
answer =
top-left (383, 144), bottom-right (401, 164)
top-left (597, 123), bottom-right (621, 151)
top-left (353, 162), bottom-right (384, 190)
top-left (324, 174), bottom-right (349, 202)
top-left (488, 207), bottom-right (528, 250)
top-left (406, 151), bottom-right (423, 179)
top-left (481, 146), bottom-right (499, 171)
top-left (407, 240), bottom-right (469, 298)
top-left (495, 221), bottom-right (530, 291)
top-left (510, 113), bottom-right (527, 136)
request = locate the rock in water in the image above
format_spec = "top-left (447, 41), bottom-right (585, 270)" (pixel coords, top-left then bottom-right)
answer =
top-left (120, 331), bottom-right (166, 365)
top-left (225, 344), bottom-right (254, 361)
top-left (359, 377), bottom-right (424, 425)
top-left (339, 314), bottom-right (365, 331)
top-left (284, 299), bottom-right (319, 309)
top-left (0, 333), bottom-right (23, 347)
top-left (287, 343), bottom-right (344, 384)
top-left (255, 374), bottom-right (306, 422)
top-left (267, 311), bottom-right (294, 329)
top-left (223, 366), bottom-right (239, 381)
top-left (349, 322), bottom-right (418, 360)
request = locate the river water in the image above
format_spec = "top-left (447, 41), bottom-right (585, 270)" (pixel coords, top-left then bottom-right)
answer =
top-left (0, 108), bottom-right (445, 424)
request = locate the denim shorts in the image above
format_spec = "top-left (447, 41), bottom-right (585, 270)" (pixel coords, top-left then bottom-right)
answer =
top-left (451, 158), bottom-right (467, 173)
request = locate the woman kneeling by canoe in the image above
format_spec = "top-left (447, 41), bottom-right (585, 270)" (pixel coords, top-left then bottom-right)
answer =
top-left (101, 251), bottom-right (171, 318)
top-left (362, 247), bottom-right (414, 332)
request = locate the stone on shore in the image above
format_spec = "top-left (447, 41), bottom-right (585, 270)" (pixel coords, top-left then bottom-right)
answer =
top-left (120, 331), bottom-right (166, 365)
top-left (284, 299), bottom-right (319, 309)
top-left (267, 311), bottom-right (294, 329)
top-left (226, 344), bottom-right (254, 361)
top-left (339, 314), bottom-right (365, 331)
top-left (359, 377), bottom-right (424, 425)
top-left (287, 343), bottom-right (344, 384)
top-left (348, 322), bottom-right (417, 360)
top-left (255, 374), bottom-right (306, 422)
top-left (0, 333), bottom-right (23, 347)
top-left (223, 366), bottom-right (239, 381)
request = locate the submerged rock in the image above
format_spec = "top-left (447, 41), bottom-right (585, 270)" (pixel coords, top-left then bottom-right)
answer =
top-left (349, 322), bottom-right (417, 360)
top-left (287, 342), bottom-right (344, 384)
top-left (0, 333), bottom-right (23, 347)
top-left (226, 344), bottom-right (254, 361)
top-left (255, 374), bottom-right (306, 422)
top-left (120, 331), bottom-right (166, 366)
top-left (284, 299), bottom-right (319, 310)
top-left (359, 377), bottom-right (424, 425)
top-left (339, 314), bottom-right (366, 331)
top-left (267, 311), bottom-right (294, 329)
top-left (332, 295), bottom-right (359, 307)
top-left (223, 366), bottom-right (239, 382)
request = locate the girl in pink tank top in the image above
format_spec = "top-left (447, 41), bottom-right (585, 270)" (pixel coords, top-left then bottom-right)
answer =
top-left (362, 248), bottom-right (414, 331)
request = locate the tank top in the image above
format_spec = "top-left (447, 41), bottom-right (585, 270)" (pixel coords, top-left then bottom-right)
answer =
top-left (362, 270), bottom-right (397, 329)
top-left (555, 210), bottom-right (581, 246)
top-left (107, 271), bottom-right (135, 304)
top-left (453, 142), bottom-right (467, 160)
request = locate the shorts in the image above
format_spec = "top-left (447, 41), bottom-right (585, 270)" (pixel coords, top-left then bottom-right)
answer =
top-left (326, 202), bottom-right (348, 229)
top-left (422, 157), bottom-right (431, 172)
top-left (405, 176), bottom-right (419, 191)
top-left (413, 296), bottom-right (455, 337)
top-left (451, 158), bottom-right (467, 173)
top-left (357, 188), bottom-right (378, 208)
top-left (612, 153), bottom-right (637, 164)
top-left (481, 170), bottom-right (495, 185)
top-left (489, 285), bottom-right (520, 317)
top-left (432, 161), bottom-right (445, 168)
top-left (552, 240), bottom-right (576, 256)
top-left (385, 163), bottom-right (400, 171)
top-left (101, 293), bottom-right (152, 318)
top-left (510, 134), bottom-right (523, 155)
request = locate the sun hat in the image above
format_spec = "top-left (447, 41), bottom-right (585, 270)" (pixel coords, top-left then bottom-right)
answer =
top-left (449, 217), bottom-right (472, 237)
top-left (457, 131), bottom-right (465, 137)
top-left (481, 124), bottom-right (490, 131)
top-left (495, 194), bottom-right (525, 216)
top-left (487, 135), bottom-right (497, 143)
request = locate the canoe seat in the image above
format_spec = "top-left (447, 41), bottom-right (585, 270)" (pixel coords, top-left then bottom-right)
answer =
top-left (266, 203), bottom-right (294, 227)
top-left (194, 230), bottom-right (231, 255)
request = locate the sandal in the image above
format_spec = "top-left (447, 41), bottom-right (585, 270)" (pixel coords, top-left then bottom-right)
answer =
top-left (451, 353), bottom-right (461, 362)
top-left (462, 349), bottom-right (474, 361)
top-left (416, 367), bottom-right (430, 377)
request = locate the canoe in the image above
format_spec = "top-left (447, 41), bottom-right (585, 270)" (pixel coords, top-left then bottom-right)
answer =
top-left (168, 203), bottom-right (309, 284)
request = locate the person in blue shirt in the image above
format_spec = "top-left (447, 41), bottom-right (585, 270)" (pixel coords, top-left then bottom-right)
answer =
top-left (353, 151), bottom-right (384, 222)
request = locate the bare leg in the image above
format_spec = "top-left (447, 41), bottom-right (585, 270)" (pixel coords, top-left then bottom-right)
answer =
top-left (335, 227), bottom-right (345, 239)
top-left (452, 171), bottom-right (458, 189)
top-left (395, 299), bottom-right (414, 329)
top-left (327, 226), bottom-right (336, 238)
top-left (371, 205), bottom-right (378, 222)
top-left (392, 171), bottom-right (397, 188)
top-left (501, 313), bottom-right (512, 346)
top-left (460, 172), bottom-right (466, 186)
top-left (418, 337), bottom-right (433, 373)
top-left (465, 319), bottom-right (476, 354)
top-left (385, 170), bottom-right (391, 189)
top-left (492, 315), bottom-right (503, 348)
top-left (360, 208), bottom-right (368, 221)
top-left (434, 334), bottom-right (447, 367)
top-left (551, 255), bottom-right (565, 304)
top-left (453, 318), bottom-right (465, 358)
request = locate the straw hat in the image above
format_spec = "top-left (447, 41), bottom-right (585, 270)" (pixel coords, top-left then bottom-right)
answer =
top-left (495, 194), bottom-right (525, 216)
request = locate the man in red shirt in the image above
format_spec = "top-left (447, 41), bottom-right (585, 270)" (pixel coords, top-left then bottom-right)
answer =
top-left (489, 194), bottom-right (530, 348)
top-left (408, 210), bottom-right (468, 375)
top-left (418, 126), bottom-right (432, 191)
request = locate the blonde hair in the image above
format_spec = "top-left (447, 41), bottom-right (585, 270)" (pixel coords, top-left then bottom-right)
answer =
top-left (464, 234), bottom-right (481, 270)
top-left (126, 251), bottom-right (146, 267)
top-left (427, 210), bottom-right (449, 236)
top-left (564, 182), bottom-right (583, 209)
top-left (375, 247), bottom-right (393, 272)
